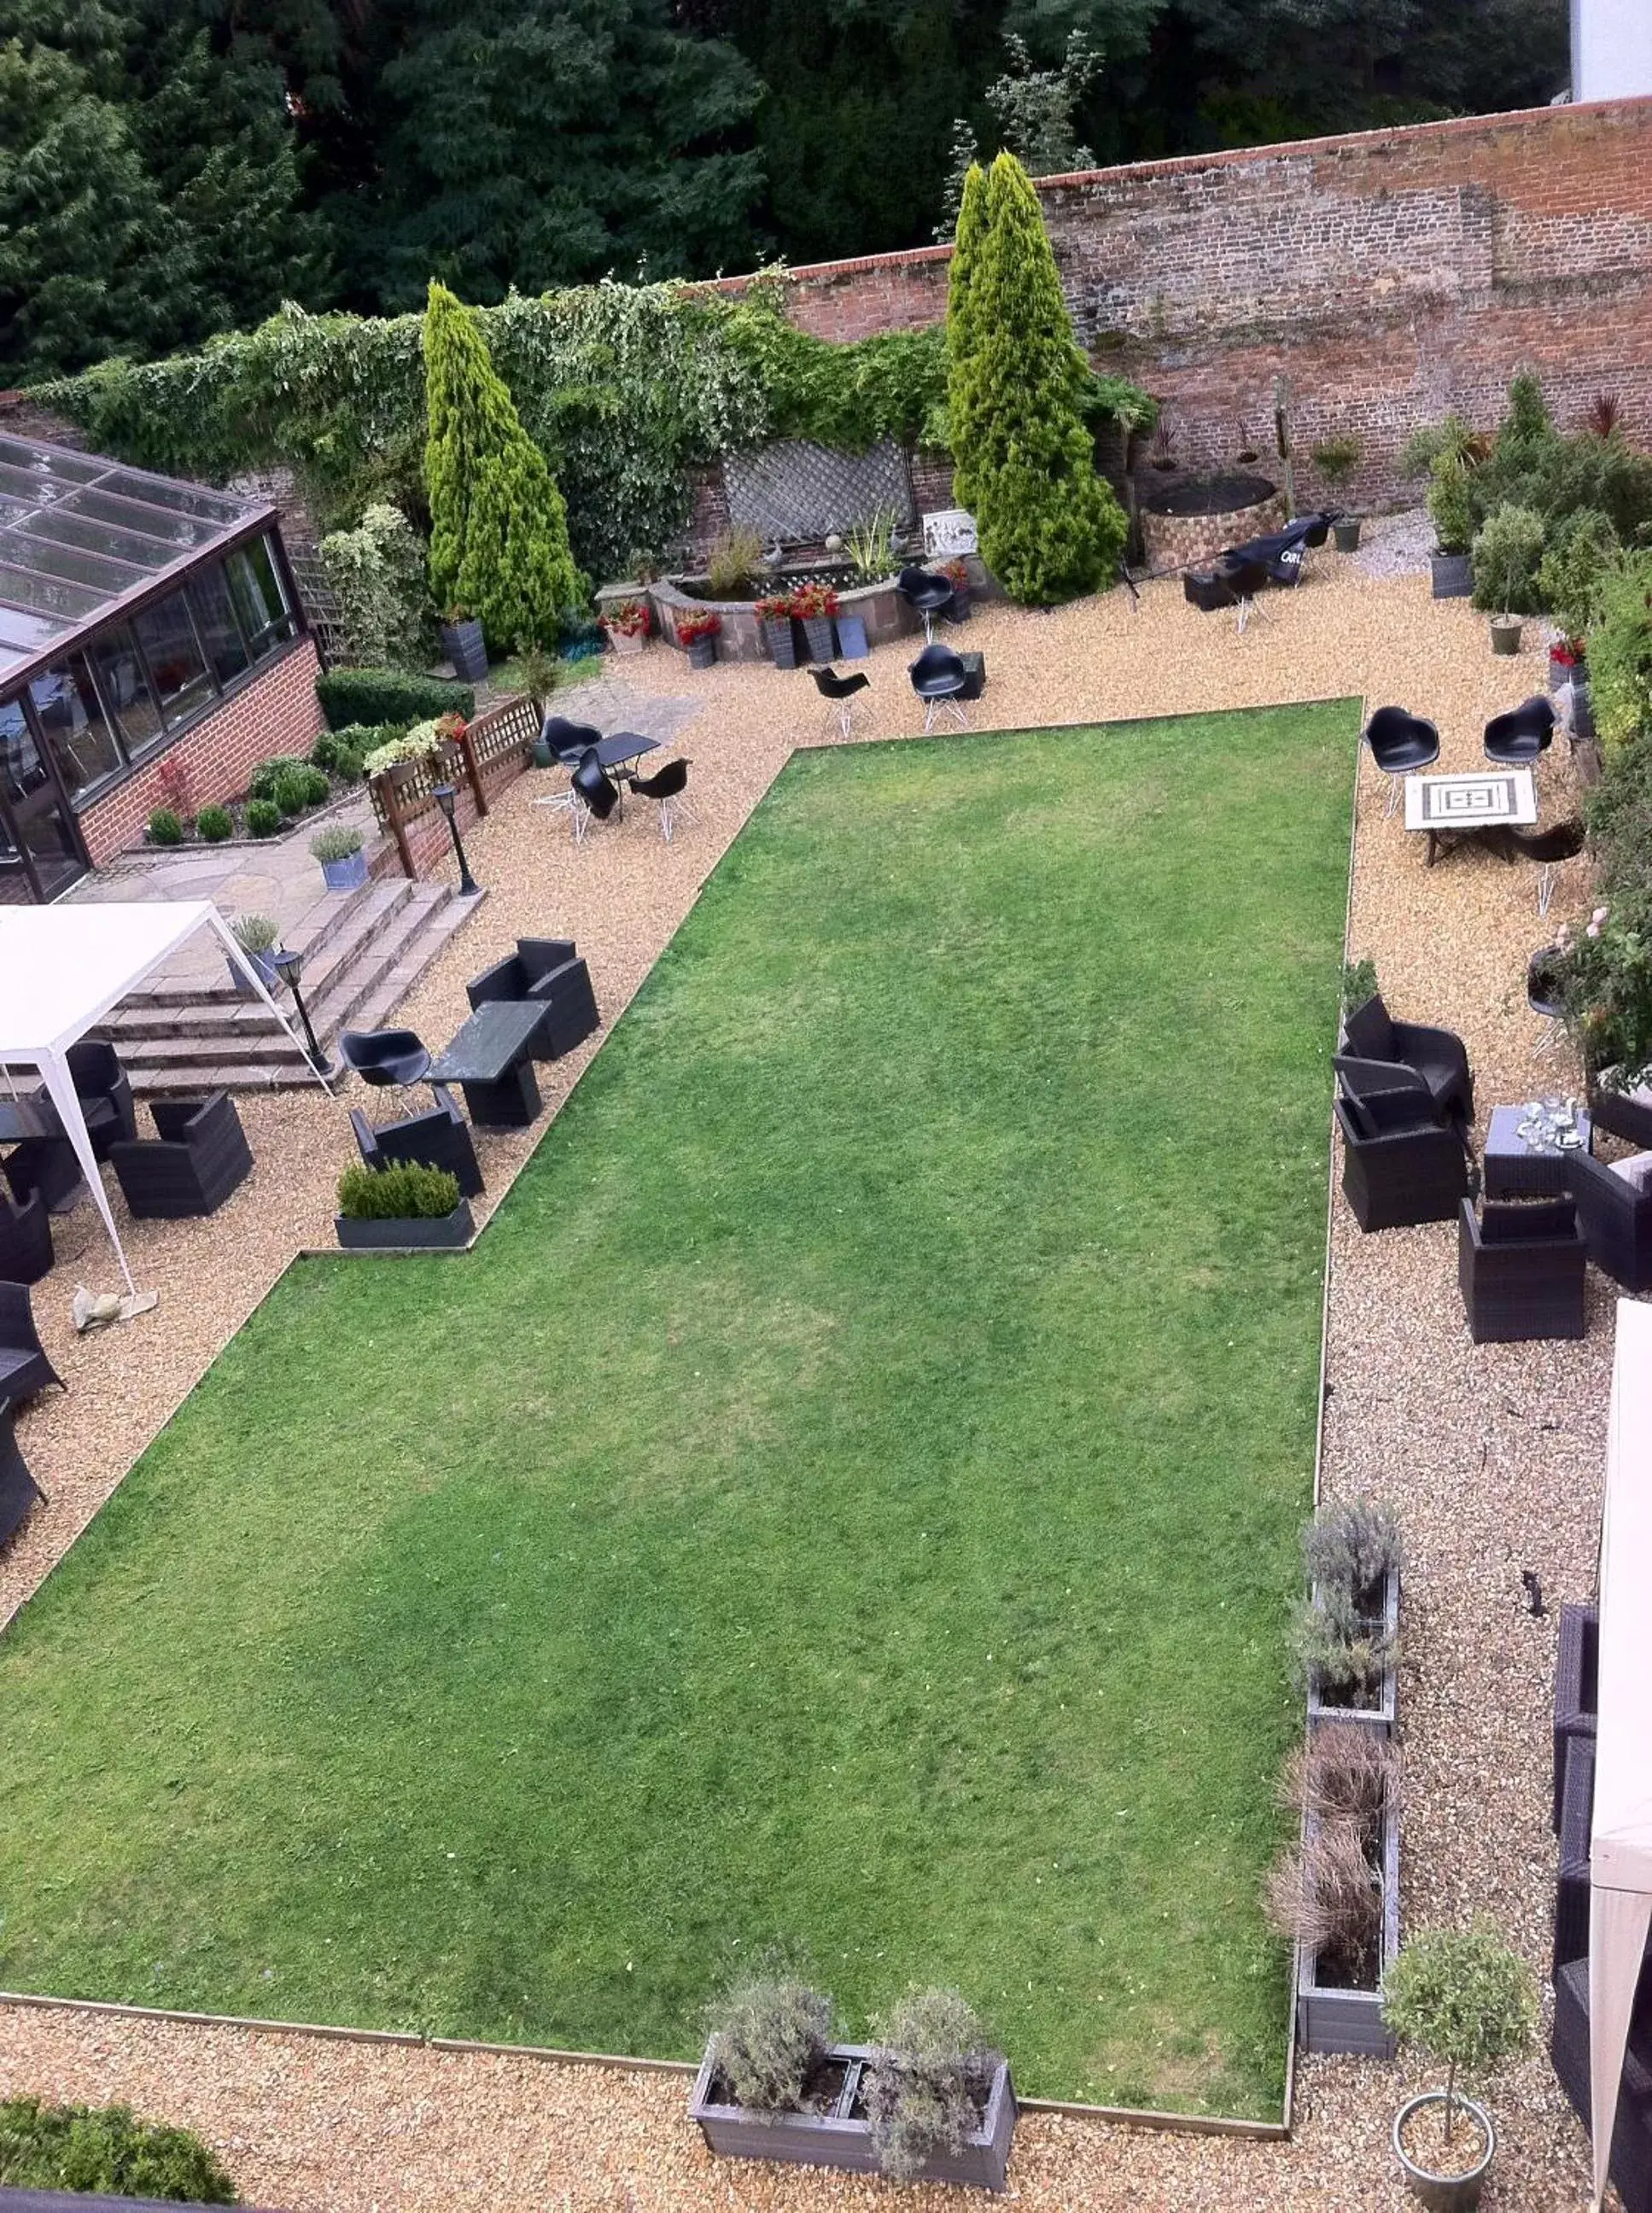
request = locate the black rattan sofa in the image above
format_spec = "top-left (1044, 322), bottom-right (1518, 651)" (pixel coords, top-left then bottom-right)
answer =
top-left (1553, 1950), bottom-right (1652, 2213)
top-left (1457, 1194), bottom-right (1587, 1342)
top-left (0, 1404), bottom-right (45, 1551)
top-left (0, 1184), bottom-right (52, 1284)
top-left (1567, 1151), bottom-right (1652, 1293)
top-left (1554, 1602), bottom-right (1598, 1834)
top-left (108, 1094), bottom-right (252, 1218)
top-left (0, 1282), bottom-right (62, 1405)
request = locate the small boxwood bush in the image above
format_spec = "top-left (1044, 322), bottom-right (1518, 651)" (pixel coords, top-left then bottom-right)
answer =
top-left (336, 1160), bottom-right (462, 1221)
top-left (271, 765), bottom-right (313, 818)
top-left (147, 808), bottom-right (183, 845)
top-left (0, 2093), bottom-right (236, 2200)
top-left (316, 668), bottom-right (474, 733)
top-left (196, 803), bottom-right (234, 843)
top-left (244, 797), bottom-right (283, 838)
top-left (248, 755), bottom-right (307, 804)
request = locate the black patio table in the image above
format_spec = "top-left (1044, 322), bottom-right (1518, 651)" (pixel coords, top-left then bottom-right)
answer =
top-left (592, 732), bottom-right (659, 819)
top-left (426, 1000), bottom-right (545, 1128)
top-left (1483, 1102), bottom-right (1593, 1200)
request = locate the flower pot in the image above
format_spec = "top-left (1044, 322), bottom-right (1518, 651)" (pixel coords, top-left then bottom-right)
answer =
top-left (1571, 676), bottom-right (1597, 745)
top-left (835, 612), bottom-right (869, 660)
top-left (689, 2041), bottom-right (1016, 2191)
top-left (1550, 649), bottom-right (1583, 693)
top-left (226, 948), bottom-right (281, 996)
top-left (1333, 517), bottom-right (1363, 552)
top-left (335, 1200), bottom-right (475, 1252)
top-left (686, 634), bottom-right (718, 669)
top-left (1490, 616), bottom-right (1523, 657)
top-left (607, 626), bottom-right (646, 657)
top-left (801, 615), bottom-right (837, 664)
top-left (440, 618), bottom-right (488, 683)
top-left (1392, 2093), bottom-right (1495, 2212)
top-left (1527, 944), bottom-right (1567, 1022)
top-left (319, 848), bottom-right (369, 894)
top-left (1430, 551), bottom-right (1474, 599)
top-left (943, 588), bottom-right (972, 622)
top-left (531, 734), bottom-right (555, 768)
top-left (762, 616), bottom-right (799, 670)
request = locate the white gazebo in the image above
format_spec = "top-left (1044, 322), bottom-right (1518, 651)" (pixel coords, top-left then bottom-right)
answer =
top-left (0, 902), bottom-right (324, 1296)
top-left (1590, 1295), bottom-right (1652, 2209)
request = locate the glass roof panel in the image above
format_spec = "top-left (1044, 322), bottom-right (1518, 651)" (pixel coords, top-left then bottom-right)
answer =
top-left (52, 487), bottom-right (215, 547)
top-left (0, 435), bottom-right (103, 483)
top-left (0, 604), bottom-right (67, 653)
top-left (15, 505), bottom-right (178, 565)
top-left (0, 463), bottom-right (73, 506)
top-left (99, 468), bottom-right (242, 523)
top-left (0, 562), bottom-right (106, 619)
top-left (3, 530), bottom-right (147, 594)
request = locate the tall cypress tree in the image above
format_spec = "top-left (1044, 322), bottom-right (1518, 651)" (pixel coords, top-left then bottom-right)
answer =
top-left (949, 151), bottom-right (1125, 605)
top-left (943, 161), bottom-right (990, 511)
top-left (423, 282), bottom-right (587, 650)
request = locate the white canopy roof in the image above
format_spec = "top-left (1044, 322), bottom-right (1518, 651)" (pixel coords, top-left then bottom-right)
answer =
top-left (0, 902), bottom-right (317, 1293)
top-left (1590, 1298), bottom-right (1652, 2209)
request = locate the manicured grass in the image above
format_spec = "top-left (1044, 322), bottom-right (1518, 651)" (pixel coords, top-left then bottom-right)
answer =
top-left (0, 704), bottom-right (1356, 2115)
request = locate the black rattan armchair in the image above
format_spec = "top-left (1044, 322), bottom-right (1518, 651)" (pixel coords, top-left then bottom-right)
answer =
top-left (1567, 1149), bottom-right (1652, 1292)
top-left (467, 943), bottom-right (598, 1061)
top-left (1457, 1194), bottom-right (1587, 1342)
top-left (1550, 1953), bottom-right (1652, 2213)
top-left (0, 1406), bottom-right (46, 1551)
top-left (350, 1098), bottom-right (482, 1198)
top-left (1334, 1093), bottom-right (1469, 1231)
top-left (467, 938), bottom-right (578, 1010)
top-left (1341, 993), bottom-right (1474, 1125)
top-left (1589, 1073), bottom-right (1652, 1151)
top-left (1554, 1731), bottom-right (1593, 1976)
top-left (108, 1093), bottom-right (253, 1218)
top-left (65, 1038), bottom-right (137, 1159)
top-left (1553, 1602), bottom-right (1597, 1833)
top-left (0, 1282), bottom-right (62, 1404)
top-left (0, 1184), bottom-right (52, 1285)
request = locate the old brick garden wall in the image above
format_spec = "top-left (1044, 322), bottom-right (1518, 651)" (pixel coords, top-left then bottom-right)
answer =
top-left (712, 96), bottom-right (1652, 519)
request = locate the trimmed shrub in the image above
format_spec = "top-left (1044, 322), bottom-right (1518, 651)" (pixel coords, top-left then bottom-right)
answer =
top-left (269, 766), bottom-right (311, 817)
top-left (1590, 548), bottom-right (1652, 756)
top-left (244, 798), bottom-right (283, 838)
top-left (336, 1160), bottom-right (461, 1221)
top-left (316, 669), bottom-right (474, 733)
top-left (248, 754), bottom-right (308, 803)
top-left (1427, 455), bottom-right (1474, 555)
top-left (1471, 502), bottom-right (1546, 616)
top-left (423, 280), bottom-right (587, 651)
top-left (313, 725), bottom-right (396, 781)
top-left (0, 2094), bottom-right (236, 2200)
top-left (146, 808), bottom-right (183, 845)
top-left (195, 804), bottom-right (234, 843)
top-left (1537, 506), bottom-right (1621, 643)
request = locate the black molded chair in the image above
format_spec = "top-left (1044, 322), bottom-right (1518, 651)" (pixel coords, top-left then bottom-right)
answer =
top-left (1340, 992), bottom-right (1474, 1124)
top-left (1214, 552), bottom-right (1270, 628)
top-left (0, 1185), bottom-right (52, 1285)
top-left (810, 666), bottom-right (871, 738)
top-left (541, 715), bottom-right (603, 769)
top-left (628, 758), bottom-right (694, 841)
top-left (1363, 706), bottom-right (1440, 813)
top-left (350, 1099), bottom-right (482, 1199)
top-left (0, 1282), bottom-right (62, 1404)
top-left (0, 1405), bottom-right (46, 1551)
top-left (896, 566), bottom-right (954, 642)
top-left (908, 642), bottom-right (970, 733)
top-left (570, 748), bottom-right (620, 841)
top-left (1567, 1150), bottom-right (1652, 1293)
top-left (1484, 694), bottom-right (1556, 765)
top-left (109, 1093), bottom-right (253, 1218)
top-left (1457, 1194), bottom-right (1587, 1343)
top-left (65, 1039), bottom-right (136, 1160)
top-left (468, 943), bottom-right (598, 1060)
top-left (340, 1026), bottom-right (433, 1091)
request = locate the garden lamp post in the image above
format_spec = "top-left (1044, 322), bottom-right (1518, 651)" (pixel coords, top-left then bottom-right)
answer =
top-left (431, 782), bottom-right (479, 896)
top-left (271, 947), bottom-right (336, 1083)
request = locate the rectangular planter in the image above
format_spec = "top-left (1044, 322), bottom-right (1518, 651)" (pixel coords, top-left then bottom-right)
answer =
top-left (1295, 1792), bottom-right (1402, 2057)
top-left (441, 618), bottom-right (489, 683)
top-left (761, 616), bottom-right (800, 670)
top-left (690, 2041), bottom-right (1016, 2192)
top-left (335, 1200), bottom-right (474, 1251)
top-left (1306, 1565), bottom-right (1400, 1735)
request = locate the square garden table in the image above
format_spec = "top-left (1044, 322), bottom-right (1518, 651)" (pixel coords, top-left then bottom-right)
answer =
top-left (1484, 1101), bottom-right (1592, 1199)
top-left (1404, 768), bottom-right (1536, 867)
top-left (427, 1001), bottom-right (545, 1128)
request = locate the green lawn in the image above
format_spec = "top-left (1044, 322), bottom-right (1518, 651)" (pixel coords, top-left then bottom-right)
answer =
top-left (0, 704), bottom-right (1356, 2117)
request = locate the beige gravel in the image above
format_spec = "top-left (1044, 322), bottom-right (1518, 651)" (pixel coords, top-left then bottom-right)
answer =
top-left (1, 552), bottom-right (1618, 2207)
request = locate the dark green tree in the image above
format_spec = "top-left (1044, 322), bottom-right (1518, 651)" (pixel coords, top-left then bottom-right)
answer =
top-left (949, 151), bottom-right (1126, 604)
top-left (423, 281), bottom-right (587, 647)
top-left (944, 162), bottom-right (991, 508)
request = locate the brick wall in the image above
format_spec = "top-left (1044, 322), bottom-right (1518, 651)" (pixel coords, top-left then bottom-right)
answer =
top-left (79, 638), bottom-right (325, 863)
top-left (721, 97), bottom-right (1652, 513)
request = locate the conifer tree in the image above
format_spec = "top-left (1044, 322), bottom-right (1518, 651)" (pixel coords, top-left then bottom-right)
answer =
top-left (423, 281), bottom-right (587, 649)
top-left (944, 161), bottom-right (990, 511)
top-left (948, 151), bottom-right (1126, 606)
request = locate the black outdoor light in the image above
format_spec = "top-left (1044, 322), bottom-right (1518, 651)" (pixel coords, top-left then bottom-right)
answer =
top-left (272, 946), bottom-right (336, 1082)
top-left (431, 781), bottom-right (479, 896)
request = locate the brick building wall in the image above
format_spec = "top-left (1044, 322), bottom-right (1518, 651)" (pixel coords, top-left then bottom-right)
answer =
top-left (79, 638), bottom-right (326, 864)
top-left (715, 96), bottom-right (1652, 515)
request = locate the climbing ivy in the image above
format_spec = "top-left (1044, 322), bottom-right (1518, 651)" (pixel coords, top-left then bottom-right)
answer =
top-left (43, 276), bottom-right (1151, 584)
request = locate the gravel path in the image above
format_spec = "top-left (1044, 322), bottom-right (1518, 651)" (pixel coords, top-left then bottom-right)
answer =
top-left (1, 553), bottom-right (1612, 2208)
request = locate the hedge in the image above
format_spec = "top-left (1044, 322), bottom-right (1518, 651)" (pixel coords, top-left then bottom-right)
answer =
top-left (315, 669), bottom-right (476, 732)
top-left (0, 2095), bottom-right (236, 2200)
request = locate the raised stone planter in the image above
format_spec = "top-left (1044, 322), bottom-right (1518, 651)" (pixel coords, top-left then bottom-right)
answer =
top-left (1136, 473), bottom-right (1284, 571)
top-left (650, 575), bottom-right (919, 664)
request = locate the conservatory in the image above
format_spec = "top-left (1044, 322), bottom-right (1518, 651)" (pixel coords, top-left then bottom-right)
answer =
top-left (0, 431), bottom-right (312, 902)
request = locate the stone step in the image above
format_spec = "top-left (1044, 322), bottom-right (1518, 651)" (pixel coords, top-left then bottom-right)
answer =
top-left (120, 876), bottom-right (388, 1010)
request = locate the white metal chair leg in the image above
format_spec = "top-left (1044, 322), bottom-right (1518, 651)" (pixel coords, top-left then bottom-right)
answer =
top-left (1385, 775), bottom-right (1403, 817)
top-left (570, 795), bottom-right (593, 844)
top-left (1537, 864), bottom-right (1556, 919)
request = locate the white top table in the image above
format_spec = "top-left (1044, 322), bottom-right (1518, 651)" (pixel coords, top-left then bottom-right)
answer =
top-left (1404, 768), bottom-right (1537, 866)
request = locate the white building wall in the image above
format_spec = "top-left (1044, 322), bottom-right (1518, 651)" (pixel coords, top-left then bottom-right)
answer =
top-left (1572, 0), bottom-right (1652, 100)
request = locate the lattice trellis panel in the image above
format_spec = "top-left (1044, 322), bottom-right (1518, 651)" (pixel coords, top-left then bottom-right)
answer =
top-left (723, 441), bottom-right (914, 545)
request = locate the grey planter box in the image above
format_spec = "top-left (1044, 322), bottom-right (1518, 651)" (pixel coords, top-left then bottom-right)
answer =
top-left (320, 848), bottom-right (369, 893)
top-left (1295, 1791), bottom-right (1401, 2057)
top-left (801, 615), bottom-right (837, 664)
top-left (441, 617), bottom-right (488, 682)
top-left (1430, 551), bottom-right (1474, 599)
top-left (690, 2041), bottom-right (1016, 2192)
top-left (835, 611), bottom-right (869, 659)
top-left (335, 1200), bottom-right (474, 1251)
top-left (762, 616), bottom-right (799, 670)
top-left (1306, 1565), bottom-right (1399, 1735)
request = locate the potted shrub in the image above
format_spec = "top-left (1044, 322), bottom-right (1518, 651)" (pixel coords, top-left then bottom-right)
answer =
top-left (690, 1976), bottom-right (1015, 2190)
top-left (602, 597), bottom-right (651, 657)
top-left (755, 592), bottom-right (800, 670)
top-left (1312, 436), bottom-right (1363, 549)
top-left (1471, 502), bottom-right (1544, 656)
top-left (311, 820), bottom-right (369, 893)
top-left (791, 581), bottom-right (838, 664)
top-left (939, 557), bottom-right (973, 622)
top-left (335, 1159), bottom-right (472, 1251)
top-left (677, 608), bottom-right (721, 669)
top-left (226, 913), bottom-right (282, 996)
top-left (440, 605), bottom-right (488, 683)
top-left (1269, 1724), bottom-right (1403, 2056)
top-left (1298, 1497), bottom-right (1403, 1732)
top-left (1382, 1920), bottom-right (1538, 2211)
top-left (1427, 458), bottom-right (1475, 599)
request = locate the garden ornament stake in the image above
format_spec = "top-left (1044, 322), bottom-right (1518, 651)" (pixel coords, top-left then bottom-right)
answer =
top-left (431, 783), bottom-right (479, 896)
